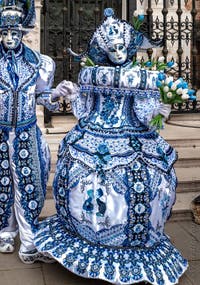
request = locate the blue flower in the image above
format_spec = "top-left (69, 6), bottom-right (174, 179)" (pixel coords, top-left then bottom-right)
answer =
top-left (145, 61), bottom-right (153, 67)
top-left (97, 143), bottom-right (109, 154)
top-left (182, 82), bottom-right (188, 89)
top-left (138, 14), bottom-right (145, 21)
top-left (189, 95), bottom-right (196, 100)
top-left (188, 89), bottom-right (195, 95)
top-left (176, 83), bottom-right (183, 89)
top-left (156, 80), bottom-right (162, 87)
top-left (158, 72), bottom-right (166, 81)
top-left (167, 61), bottom-right (174, 68)
top-left (168, 81), bottom-right (173, 88)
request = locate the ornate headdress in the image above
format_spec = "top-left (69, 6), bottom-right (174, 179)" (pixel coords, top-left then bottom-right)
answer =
top-left (0, 0), bottom-right (35, 30)
top-left (68, 8), bottom-right (162, 66)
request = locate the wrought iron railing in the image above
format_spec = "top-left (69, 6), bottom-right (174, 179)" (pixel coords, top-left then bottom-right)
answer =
top-left (172, 99), bottom-right (200, 113)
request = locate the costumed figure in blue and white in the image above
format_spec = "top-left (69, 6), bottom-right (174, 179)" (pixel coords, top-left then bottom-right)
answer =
top-left (34, 8), bottom-right (188, 285)
top-left (0, 0), bottom-right (68, 263)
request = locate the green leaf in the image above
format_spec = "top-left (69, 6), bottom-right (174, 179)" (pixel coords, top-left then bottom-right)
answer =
top-left (86, 57), bottom-right (95, 66)
top-left (150, 114), bottom-right (164, 132)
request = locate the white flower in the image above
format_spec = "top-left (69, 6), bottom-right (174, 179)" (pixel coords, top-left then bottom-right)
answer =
top-left (167, 92), bottom-right (173, 98)
top-left (81, 57), bottom-right (87, 63)
top-left (174, 79), bottom-right (182, 85)
top-left (133, 10), bottom-right (144, 17)
top-left (182, 89), bottom-right (189, 95)
top-left (165, 76), bottom-right (173, 85)
top-left (176, 88), bottom-right (183, 95)
top-left (181, 93), bottom-right (189, 100)
top-left (165, 78), bottom-right (171, 85)
top-left (158, 56), bottom-right (165, 63)
top-left (80, 62), bottom-right (86, 67)
top-left (137, 55), bottom-right (142, 62)
top-left (163, 86), bottom-right (169, 92)
top-left (138, 10), bottom-right (144, 15)
top-left (171, 83), bottom-right (178, 91)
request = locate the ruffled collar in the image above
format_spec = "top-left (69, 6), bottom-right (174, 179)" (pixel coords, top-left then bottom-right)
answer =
top-left (1, 43), bottom-right (23, 59)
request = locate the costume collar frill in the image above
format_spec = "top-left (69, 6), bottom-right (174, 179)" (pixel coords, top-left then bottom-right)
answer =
top-left (0, 43), bottom-right (41, 131)
top-left (35, 215), bottom-right (187, 285)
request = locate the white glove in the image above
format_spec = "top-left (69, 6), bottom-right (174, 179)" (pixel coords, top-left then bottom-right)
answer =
top-left (157, 103), bottom-right (171, 120)
top-left (51, 80), bottom-right (79, 102)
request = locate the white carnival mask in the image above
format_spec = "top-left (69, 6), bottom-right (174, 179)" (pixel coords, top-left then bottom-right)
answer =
top-left (1, 28), bottom-right (22, 49)
top-left (107, 41), bottom-right (128, 65)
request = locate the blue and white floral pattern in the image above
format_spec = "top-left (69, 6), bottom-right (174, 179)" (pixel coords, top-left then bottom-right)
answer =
top-left (0, 43), bottom-right (57, 231)
top-left (35, 55), bottom-right (187, 285)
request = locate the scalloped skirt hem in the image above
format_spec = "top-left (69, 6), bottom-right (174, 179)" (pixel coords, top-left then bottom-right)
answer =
top-left (34, 215), bottom-right (188, 285)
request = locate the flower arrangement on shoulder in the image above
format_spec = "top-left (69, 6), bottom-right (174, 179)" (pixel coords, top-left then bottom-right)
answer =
top-left (132, 10), bottom-right (145, 30)
top-left (150, 70), bottom-right (196, 130)
top-left (80, 56), bottom-right (95, 67)
top-left (132, 55), bottom-right (176, 71)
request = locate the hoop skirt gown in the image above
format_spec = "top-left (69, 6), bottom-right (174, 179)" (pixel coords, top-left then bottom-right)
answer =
top-left (34, 65), bottom-right (188, 285)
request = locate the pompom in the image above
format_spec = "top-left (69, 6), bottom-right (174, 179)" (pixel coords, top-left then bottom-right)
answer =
top-left (104, 8), bottom-right (114, 18)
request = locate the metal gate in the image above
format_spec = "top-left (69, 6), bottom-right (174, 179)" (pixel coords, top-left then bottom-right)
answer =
top-left (41, 0), bottom-right (122, 125)
top-left (41, 0), bottom-right (200, 125)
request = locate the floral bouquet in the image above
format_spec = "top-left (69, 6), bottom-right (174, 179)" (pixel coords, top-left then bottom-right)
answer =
top-left (150, 71), bottom-right (196, 130)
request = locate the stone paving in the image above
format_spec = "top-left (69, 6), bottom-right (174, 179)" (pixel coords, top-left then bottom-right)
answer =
top-left (0, 219), bottom-right (199, 285)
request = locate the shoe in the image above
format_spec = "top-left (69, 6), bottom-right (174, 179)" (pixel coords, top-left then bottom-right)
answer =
top-left (18, 249), bottom-right (56, 264)
top-left (0, 237), bottom-right (15, 253)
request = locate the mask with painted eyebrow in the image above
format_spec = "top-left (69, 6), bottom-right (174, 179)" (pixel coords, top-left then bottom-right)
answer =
top-left (107, 42), bottom-right (128, 65)
top-left (1, 29), bottom-right (22, 50)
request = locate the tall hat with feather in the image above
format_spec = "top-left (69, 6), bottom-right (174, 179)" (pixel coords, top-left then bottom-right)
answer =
top-left (0, 0), bottom-right (35, 31)
top-left (68, 8), bottom-right (162, 65)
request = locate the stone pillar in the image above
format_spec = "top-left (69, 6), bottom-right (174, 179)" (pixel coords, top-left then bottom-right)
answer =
top-left (23, 0), bottom-right (45, 130)
top-left (122, 0), bottom-right (127, 20)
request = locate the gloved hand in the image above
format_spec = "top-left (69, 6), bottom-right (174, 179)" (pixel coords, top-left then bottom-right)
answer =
top-left (51, 80), bottom-right (79, 102)
top-left (158, 103), bottom-right (171, 120)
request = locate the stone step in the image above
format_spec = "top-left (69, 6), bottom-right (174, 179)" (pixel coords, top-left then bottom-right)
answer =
top-left (175, 147), bottom-right (200, 167)
top-left (160, 123), bottom-right (200, 147)
top-left (170, 113), bottom-right (200, 121)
